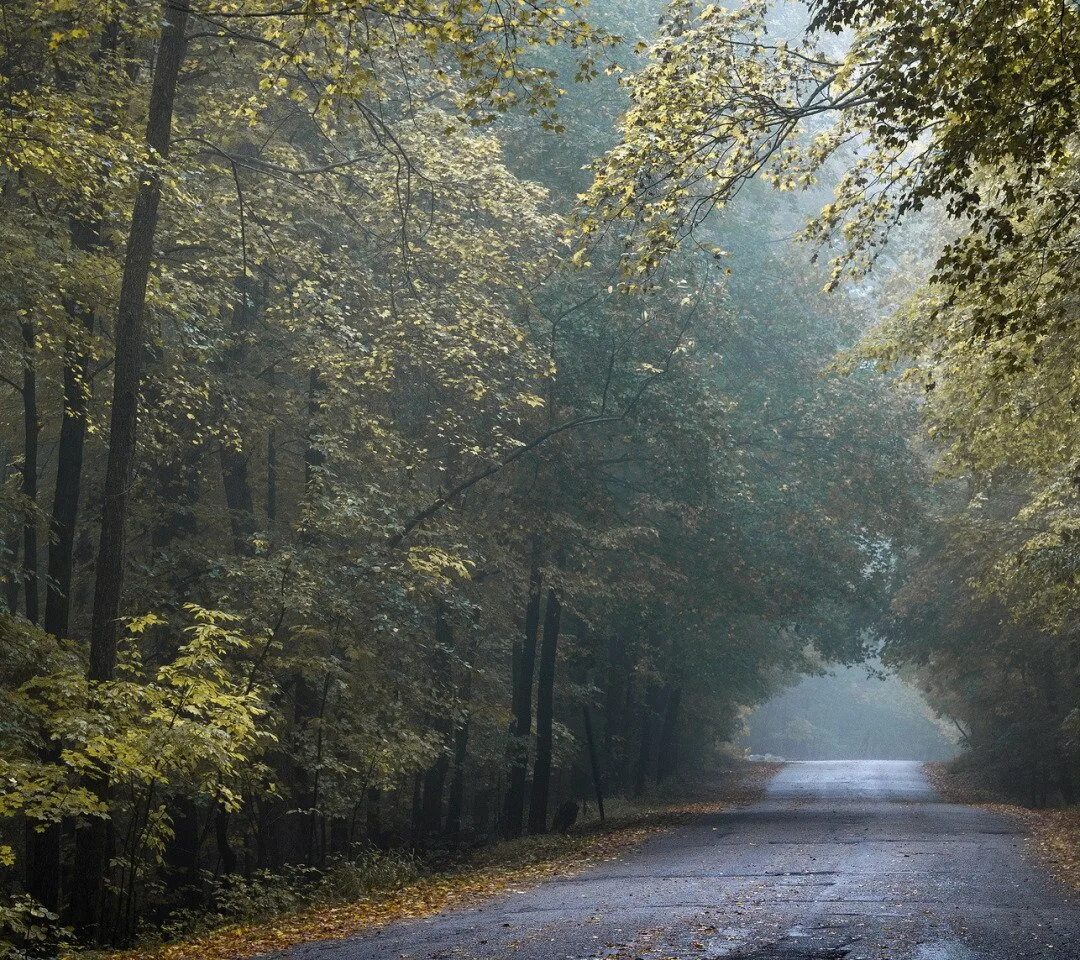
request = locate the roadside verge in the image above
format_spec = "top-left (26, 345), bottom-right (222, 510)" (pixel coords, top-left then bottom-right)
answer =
top-left (926, 761), bottom-right (1080, 893)
top-left (106, 761), bottom-right (780, 960)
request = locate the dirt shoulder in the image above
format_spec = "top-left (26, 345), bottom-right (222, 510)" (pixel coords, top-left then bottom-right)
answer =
top-left (926, 761), bottom-right (1080, 893)
top-left (106, 762), bottom-right (780, 960)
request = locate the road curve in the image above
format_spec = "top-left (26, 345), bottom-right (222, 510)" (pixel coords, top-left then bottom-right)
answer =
top-left (279, 760), bottom-right (1080, 960)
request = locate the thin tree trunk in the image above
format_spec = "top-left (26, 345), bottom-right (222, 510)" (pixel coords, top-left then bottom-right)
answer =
top-left (420, 753), bottom-right (450, 844)
top-left (0, 443), bottom-right (17, 612)
top-left (220, 443), bottom-right (255, 554)
top-left (24, 819), bottom-right (59, 914)
top-left (444, 716), bottom-right (471, 842)
top-left (264, 277), bottom-right (278, 524)
top-left (21, 312), bottom-right (68, 912)
top-left (656, 686), bottom-right (682, 784)
top-left (419, 605), bottom-right (453, 843)
top-left (219, 277), bottom-right (258, 555)
top-left (365, 786), bottom-right (381, 846)
top-left (164, 796), bottom-right (200, 895)
top-left (409, 771), bottom-right (423, 846)
top-left (266, 408), bottom-right (277, 523)
top-left (445, 636), bottom-right (478, 843)
top-left (635, 685), bottom-right (658, 797)
top-left (528, 587), bottom-right (561, 835)
top-left (617, 674), bottom-right (636, 788)
top-left (304, 367), bottom-right (324, 488)
top-left (88, 0), bottom-right (188, 683)
top-left (215, 807), bottom-right (237, 876)
top-left (44, 239), bottom-right (96, 639)
top-left (74, 2), bottom-right (189, 936)
top-left (503, 556), bottom-right (542, 838)
top-left (308, 672), bottom-right (332, 865)
top-left (28, 255), bottom-right (95, 911)
top-left (583, 704), bottom-right (605, 823)
top-left (210, 277), bottom-right (260, 867)
top-left (20, 316), bottom-right (39, 625)
top-left (220, 445), bottom-right (256, 555)
top-left (604, 634), bottom-right (629, 790)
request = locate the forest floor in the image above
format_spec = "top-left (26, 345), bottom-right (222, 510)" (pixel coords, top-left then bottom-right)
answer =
top-left (104, 762), bottom-right (779, 960)
top-left (926, 761), bottom-right (1080, 892)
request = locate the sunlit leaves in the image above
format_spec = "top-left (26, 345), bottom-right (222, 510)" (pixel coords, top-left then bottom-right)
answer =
top-left (0, 606), bottom-right (269, 871)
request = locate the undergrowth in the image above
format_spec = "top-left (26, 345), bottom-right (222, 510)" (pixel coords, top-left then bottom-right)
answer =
top-left (101, 762), bottom-right (778, 960)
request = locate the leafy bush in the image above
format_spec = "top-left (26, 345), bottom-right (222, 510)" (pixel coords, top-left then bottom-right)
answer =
top-left (0, 896), bottom-right (69, 960)
top-left (155, 846), bottom-right (423, 943)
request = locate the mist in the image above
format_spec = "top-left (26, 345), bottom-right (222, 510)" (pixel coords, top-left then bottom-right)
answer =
top-left (1, 0), bottom-right (1077, 955)
top-left (745, 668), bottom-right (958, 762)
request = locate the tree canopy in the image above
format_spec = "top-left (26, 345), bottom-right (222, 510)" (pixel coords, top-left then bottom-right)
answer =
top-left (0, 0), bottom-right (1075, 954)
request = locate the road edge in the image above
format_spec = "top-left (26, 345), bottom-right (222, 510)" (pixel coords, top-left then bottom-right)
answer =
top-left (925, 760), bottom-right (1080, 896)
top-left (101, 761), bottom-right (782, 960)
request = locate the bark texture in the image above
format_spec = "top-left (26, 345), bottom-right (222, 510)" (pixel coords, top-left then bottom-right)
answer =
top-left (528, 587), bottom-right (561, 835)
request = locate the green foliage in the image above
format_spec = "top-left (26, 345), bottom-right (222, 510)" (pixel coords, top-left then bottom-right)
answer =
top-left (0, 895), bottom-right (70, 960)
top-left (575, 0), bottom-right (1080, 807)
top-left (157, 848), bottom-right (423, 944)
top-left (0, 0), bottom-right (939, 951)
top-left (6, 606), bottom-right (268, 827)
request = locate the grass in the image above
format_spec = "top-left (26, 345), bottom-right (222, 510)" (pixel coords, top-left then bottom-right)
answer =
top-left (926, 761), bottom-right (1080, 893)
top-left (102, 762), bottom-right (780, 960)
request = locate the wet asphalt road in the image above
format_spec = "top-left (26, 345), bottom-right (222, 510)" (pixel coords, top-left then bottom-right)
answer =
top-left (280, 760), bottom-right (1080, 960)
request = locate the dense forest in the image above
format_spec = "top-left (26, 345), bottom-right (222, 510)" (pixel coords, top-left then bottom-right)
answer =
top-left (0, 0), bottom-right (1077, 954)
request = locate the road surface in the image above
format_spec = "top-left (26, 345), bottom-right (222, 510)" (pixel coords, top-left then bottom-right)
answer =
top-left (280, 761), bottom-right (1080, 960)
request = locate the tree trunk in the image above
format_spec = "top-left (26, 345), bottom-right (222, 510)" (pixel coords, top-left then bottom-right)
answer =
top-left (444, 716), bottom-right (471, 842)
top-left (87, 0), bottom-right (188, 681)
top-left (163, 797), bottom-right (200, 895)
top-left (220, 445), bottom-right (256, 555)
top-left (206, 280), bottom-right (266, 872)
top-left (20, 316), bottom-right (39, 625)
top-left (503, 558), bottom-right (542, 838)
top-left (365, 786), bottom-right (382, 846)
top-left (307, 673), bottom-right (333, 865)
top-left (1, 417), bottom-right (19, 611)
top-left (418, 605), bottom-right (453, 843)
top-left (304, 367), bottom-right (324, 488)
top-left (219, 277), bottom-right (258, 555)
top-left (215, 807), bottom-right (237, 876)
top-left (74, 2), bottom-right (189, 936)
top-left (634, 685), bottom-right (658, 797)
top-left (20, 316), bottom-right (67, 914)
top-left (410, 771), bottom-right (424, 846)
top-left (420, 754), bottom-right (450, 844)
top-left (24, 812), bottom-right (60, 915)
top-left (28, 253), bottom-right (96, 912)
top-left (19, 315), bottom-right (60, 913)
top-left (656, 686), bottom-right (682, 783)
top-left (266, 411), bottom-right (277, 523)
top-left (44, 226), bottom-right (99, 636)
top-left (42, 7), bottom-right (115, 628)
top-left (604, 634), bottom-right (629, 790)
top-left (445, 636), bottom-right (478, 843)
top-left (528, 587), bottom-right (561, 835)
top-left (583, 704), bottom-right (605, 823)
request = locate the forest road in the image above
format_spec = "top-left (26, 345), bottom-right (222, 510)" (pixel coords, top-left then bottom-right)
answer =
top-left (278, 760), bottom-right (1080, 960)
